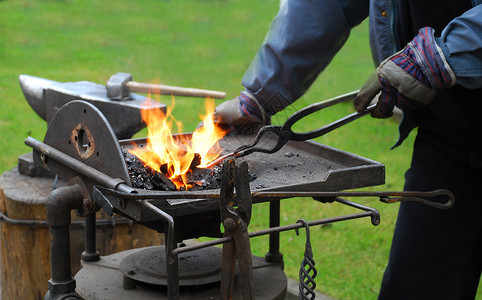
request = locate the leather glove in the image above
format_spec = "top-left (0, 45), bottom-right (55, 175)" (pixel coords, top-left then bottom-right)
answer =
top-left (212, 91), bottom-right (269, 133)
top-left (354, 27), bottom-right (456, 118)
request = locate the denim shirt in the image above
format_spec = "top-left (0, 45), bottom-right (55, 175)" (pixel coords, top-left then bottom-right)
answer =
top-left (242, 0), bottom-right (482, 116)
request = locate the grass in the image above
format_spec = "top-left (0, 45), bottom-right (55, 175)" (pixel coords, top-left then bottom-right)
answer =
top-left (0, 1), bottom-right (475, 299)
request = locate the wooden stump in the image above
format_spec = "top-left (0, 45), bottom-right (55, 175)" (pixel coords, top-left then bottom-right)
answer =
top-left (0, 168), bottom-right (162, 300)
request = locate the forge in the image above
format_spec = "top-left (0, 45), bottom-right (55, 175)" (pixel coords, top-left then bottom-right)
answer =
top-left (25, 99), bottom-right (385, 300)
top-left (17, 75), bottom-right (453, 300)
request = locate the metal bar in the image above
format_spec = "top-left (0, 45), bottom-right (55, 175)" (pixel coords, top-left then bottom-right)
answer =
top-left (172, 210), bottom-right (376, 257)
top-left (140, 200), bottom-right (179, 300)
top-left (334, 197), bottom-right (381, 225)
top-left (290, 104), bottom-right (376, 141)
top-left (0, 209), bottom-right (133, 228)
top-left (25, 137), bottom-right (134, 194)
top-left (94, 189), bottom-right (454, 209)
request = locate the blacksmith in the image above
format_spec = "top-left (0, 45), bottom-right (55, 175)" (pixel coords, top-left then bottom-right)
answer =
top-left (213, 1), bottom-right (482, 298)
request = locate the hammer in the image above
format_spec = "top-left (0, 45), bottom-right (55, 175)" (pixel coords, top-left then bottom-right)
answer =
top-left (106, 72), bottom-right (226, 100)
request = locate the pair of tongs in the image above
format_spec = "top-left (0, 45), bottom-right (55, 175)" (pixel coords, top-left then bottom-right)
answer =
top-left (206, 90), bottom-right (375, 168)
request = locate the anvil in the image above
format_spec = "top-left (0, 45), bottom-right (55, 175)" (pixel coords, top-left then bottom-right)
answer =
top-left (19, 74), bottom-right (166, 139)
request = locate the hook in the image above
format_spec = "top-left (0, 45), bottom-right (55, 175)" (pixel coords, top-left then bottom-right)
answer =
top-left (296, 219), bottom-right (311, 242)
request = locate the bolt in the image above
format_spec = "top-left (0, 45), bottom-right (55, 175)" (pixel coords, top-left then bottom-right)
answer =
top-left (223, 218), bottom-right (236, 232)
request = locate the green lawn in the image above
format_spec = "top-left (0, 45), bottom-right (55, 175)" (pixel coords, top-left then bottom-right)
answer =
top-left (0, 1), bottom-right (476, 299)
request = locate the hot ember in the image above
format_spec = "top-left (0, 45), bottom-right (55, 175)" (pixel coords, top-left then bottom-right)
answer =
top-left (128, 97), bottom-right (228, 190)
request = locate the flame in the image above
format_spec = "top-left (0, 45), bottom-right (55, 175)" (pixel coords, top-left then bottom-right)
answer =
top-left (128, 96), bottom-right (227, 190)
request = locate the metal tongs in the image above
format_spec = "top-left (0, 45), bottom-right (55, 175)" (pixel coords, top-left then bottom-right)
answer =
top-left (206, 90), bottom-right (375, 168)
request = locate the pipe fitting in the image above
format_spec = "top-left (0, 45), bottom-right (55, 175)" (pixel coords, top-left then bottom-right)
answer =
top-left (46, 185), bottom-right (84, 227)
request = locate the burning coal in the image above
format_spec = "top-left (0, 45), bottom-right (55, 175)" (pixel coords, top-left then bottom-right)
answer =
top-left (126, 151), bottom-right (224, 191)
top-left (128, 97), bottom-right (228, 190)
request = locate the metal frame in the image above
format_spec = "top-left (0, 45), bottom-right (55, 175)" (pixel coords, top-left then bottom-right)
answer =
top-left (23, 98), bottom-right (454, 299)
top-left (37, 171), bottom-right (453, 299)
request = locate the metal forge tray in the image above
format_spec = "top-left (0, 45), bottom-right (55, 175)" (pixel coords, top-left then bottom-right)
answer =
top-left (28, 100), bottom-right (385, 239)
top-left (121, 132), bottom-right (385, 193)
top-left (100, 133), bottom-right (385, 239)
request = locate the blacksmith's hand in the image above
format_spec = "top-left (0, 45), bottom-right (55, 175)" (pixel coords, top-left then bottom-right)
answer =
top-left (211, 91), bottom-right (270, 133)
top-left (354, 27), bottom-right (455, 118)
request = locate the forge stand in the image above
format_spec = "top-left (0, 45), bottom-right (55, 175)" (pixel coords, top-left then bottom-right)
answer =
top-left (15, 77), bottom-right (457, 299)
top-left (40, 159), bottom-right (383, 300)
top-left (26, 100), bottom-right (428, 299)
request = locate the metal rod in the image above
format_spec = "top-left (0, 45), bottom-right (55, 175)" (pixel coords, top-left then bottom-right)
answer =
top-left (25, 137), bottom-right (134, 194)
top-left (335, 197), bottom-right (381, 225)
top-left (97, 188), bottom-right (454, 209)
top-left (172, 211), bottom-right (376, 257)
top-left (0, 208), bottom-right (133, 228)
top-left (140, 200), bottom-right (179, 300)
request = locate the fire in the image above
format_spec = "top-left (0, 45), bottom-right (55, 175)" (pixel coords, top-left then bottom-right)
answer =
top-left (128, 97), bottom-right (227, 190)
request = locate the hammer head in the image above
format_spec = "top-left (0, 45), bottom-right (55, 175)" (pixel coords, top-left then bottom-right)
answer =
top-left (106, 72), bottom-right (132, 100)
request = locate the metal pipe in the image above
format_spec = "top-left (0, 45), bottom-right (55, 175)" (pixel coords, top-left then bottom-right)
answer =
top-left (49, 226), bottom-right (73, 282)
top-left (46, 184), bottom-right (84, 296)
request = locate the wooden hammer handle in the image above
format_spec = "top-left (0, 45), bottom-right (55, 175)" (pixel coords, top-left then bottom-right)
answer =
top-left (126, 81), bottom-right (226, 99)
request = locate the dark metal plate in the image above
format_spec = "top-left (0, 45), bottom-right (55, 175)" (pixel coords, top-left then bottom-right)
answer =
top-left (76, 247), bottom-right (287, 300)
top-left (38, 100), bottom-right (131, 186)
top-left (119, 246), bottom-right (224, 286)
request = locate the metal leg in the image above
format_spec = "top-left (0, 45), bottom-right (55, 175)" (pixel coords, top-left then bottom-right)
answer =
top-left (45, 185), bottom-right (84, 300)
top-left (265, 199), bottom-right (284, 265)
top-left (166, 228), bottom-right (180, 300)
top-left (140, 200), bottom-right (179, 299)
top-left (82, 213), bottom-right (100, 262)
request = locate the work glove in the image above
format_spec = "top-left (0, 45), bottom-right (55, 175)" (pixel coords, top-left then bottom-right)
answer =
top-left (354, 27), bottom-right (456, 118)
top-left (212, 91), bottom-right (270, 133)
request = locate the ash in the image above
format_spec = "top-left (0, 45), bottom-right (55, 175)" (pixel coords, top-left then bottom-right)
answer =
top-left (124, 152), bottom-right (223, 191)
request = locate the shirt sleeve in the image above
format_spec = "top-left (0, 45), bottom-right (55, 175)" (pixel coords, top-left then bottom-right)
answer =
top-left (241, 0), bottom-right (369, 116)
top-left (435, 4), bottom-right (482, 89)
